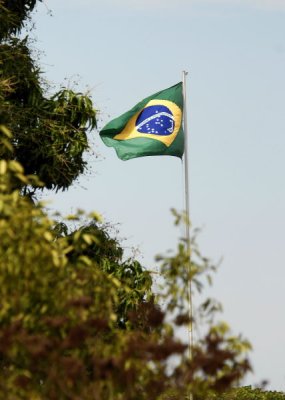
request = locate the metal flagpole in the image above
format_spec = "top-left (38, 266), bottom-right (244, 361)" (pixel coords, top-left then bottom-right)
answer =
top-left (182, 71), bottom-right (194, 363)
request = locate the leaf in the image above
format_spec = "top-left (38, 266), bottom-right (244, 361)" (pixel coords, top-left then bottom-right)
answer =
top-left (78, 255), bottom-right (92, 266)
top-left (8, 160), bottom-right (24, 173)
top-left (0, 160), bottom-right (7, 175)
top-left (44, 231), bottom-right (53, 242)
top-left (0, 124), bottom-right (12, 137)
top-left (82, 234), bottom-right (93, 245)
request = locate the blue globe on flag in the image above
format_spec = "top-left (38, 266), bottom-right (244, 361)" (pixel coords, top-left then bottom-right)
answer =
top-left (135, 105), bottom-right (175, 136)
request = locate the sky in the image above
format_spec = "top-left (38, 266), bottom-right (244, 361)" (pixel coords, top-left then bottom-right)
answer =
top-left (32, 0), bottom-right (285, 391)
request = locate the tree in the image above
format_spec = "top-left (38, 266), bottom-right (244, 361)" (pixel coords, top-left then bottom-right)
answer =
top-left (207, 386), bottom-right (285, 400)
top-left (0, 0), bottom-right (96, 191)
top-left (0, 2), bottom-right (254, 399)
top-left (0, 163), bottom-right (252, 399)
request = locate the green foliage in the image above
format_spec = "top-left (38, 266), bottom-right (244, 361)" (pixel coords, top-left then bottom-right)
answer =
top-left (0, 0), bottom-right (39, 40)
top-left (65, 222), bottom-right (153, 328)
top-left (206, 386), bottom-right (285, 400)
top-left (0, 164), bottom-right (252, 399)
top-left (0, 164), bottom-right (148, 398)
top-left (0, 3), bottom-right (97, 191)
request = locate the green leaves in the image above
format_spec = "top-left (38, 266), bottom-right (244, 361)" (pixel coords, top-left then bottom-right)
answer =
top-left (206, 386), bottom-right (285, 400)
top-left (0, 164), bottom-right (255, 399)
top-left (0, 37), bottom-right (97, 192)
top-left (14, 86), bottom-right (97, 191)
top-left (0, 0), bottom-right (40, 40)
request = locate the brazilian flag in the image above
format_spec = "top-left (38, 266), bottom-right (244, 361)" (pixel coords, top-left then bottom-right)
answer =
top-left (99, 82), bottom-right (184, 161)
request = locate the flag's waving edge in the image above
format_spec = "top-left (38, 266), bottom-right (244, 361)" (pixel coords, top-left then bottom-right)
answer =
top-left (100, 82), bottom-right (184, 160)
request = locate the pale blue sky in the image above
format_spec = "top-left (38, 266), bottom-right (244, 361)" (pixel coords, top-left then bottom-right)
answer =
top-left (34, 0), bottom-right (285, 390)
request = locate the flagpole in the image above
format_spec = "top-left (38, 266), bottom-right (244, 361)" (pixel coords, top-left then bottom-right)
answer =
top-left (182, 71), bottom-right (194, 364)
